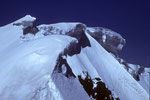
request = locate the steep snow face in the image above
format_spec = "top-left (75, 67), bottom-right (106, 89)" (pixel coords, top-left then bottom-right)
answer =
top-left (0, 15), bottom-right (149, 100)
top-left (67, 33), bottom-right (149, 100)
top-left (139, 68), bottom-right (150, 94)
top-left (51, 74), bottom-right (90, 100)
top-left (117, 58), bottom-right (150, 94)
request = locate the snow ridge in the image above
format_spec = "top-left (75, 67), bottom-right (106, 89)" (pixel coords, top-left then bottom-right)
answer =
top-left (0, 15), bottom-right (149, 100)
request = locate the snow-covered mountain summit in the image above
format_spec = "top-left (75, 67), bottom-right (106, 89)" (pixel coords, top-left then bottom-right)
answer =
top-left (0, 15), bottom-right (149, 100)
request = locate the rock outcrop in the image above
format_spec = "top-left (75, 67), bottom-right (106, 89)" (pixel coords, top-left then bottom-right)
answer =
top-left (38, 23), bottom-right (125, 56)
top-left (86, 27), bottom-right (126, 56)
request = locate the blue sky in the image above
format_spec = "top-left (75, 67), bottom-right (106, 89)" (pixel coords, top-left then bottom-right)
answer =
top-left (0, 0), bottom-right (149, 66)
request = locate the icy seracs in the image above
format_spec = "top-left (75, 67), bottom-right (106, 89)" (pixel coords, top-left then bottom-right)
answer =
top-left (0, 15), bottom-right (149, 100)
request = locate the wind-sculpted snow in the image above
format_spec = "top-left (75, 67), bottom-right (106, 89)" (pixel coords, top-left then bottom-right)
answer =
top-left (13, 15), bottom-right (39, 35)
top-left (13, 15), bottom-right (36, 28)
top-left (0, 15), bottom-right (149, 100)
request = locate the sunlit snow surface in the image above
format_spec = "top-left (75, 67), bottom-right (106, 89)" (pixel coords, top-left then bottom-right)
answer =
top-left (67, 33), bottom-right (149, 100)
top-left (0, 15), bottom-right (149, 100)
top-left (0, 20), bottom-right (89, 100)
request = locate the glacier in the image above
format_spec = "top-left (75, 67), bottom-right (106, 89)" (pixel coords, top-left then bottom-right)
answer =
top-left (0, 15), bottom-right (149, 100)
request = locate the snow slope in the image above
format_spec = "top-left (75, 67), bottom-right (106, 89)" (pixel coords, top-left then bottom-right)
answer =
top-left (67, 33), bottom-right (149, 100)
top-left (0, 20), bottom-right (89, 100)
top-left (0, 15), bottom-right (149, 100)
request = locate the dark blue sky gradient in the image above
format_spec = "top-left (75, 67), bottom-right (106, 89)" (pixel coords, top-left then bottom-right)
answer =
top-left (0, 0), bottom-right (149, 67)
